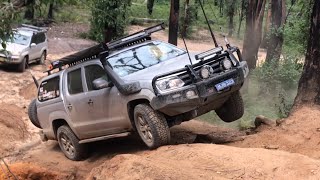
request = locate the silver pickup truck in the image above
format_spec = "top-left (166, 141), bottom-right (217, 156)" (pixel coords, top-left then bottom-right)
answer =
top-left (28, 24), bottom-right (249, 161)
top-left (0, 24), bottom-right (48, 72)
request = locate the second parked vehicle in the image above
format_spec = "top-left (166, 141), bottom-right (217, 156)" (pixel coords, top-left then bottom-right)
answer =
top-left (0, 24), bottom-right (48, 72)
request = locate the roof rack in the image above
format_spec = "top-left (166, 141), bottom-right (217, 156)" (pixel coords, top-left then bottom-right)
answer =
top-left (46, 23), bottom-right (165, 75)
top-left (19, 24), bottom-right (48, 32)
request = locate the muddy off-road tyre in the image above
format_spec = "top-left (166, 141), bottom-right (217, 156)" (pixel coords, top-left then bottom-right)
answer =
top-left (18, 57), bottom-right (27, 72)
top-left (57, 125), bottom-right (88, 161)
top-left (28, 99), bottom-right (42, 128)
top-left (134, 104), bottom-right (170, 149)
top-left (215, 91), bottom-right (244, 122)
top-left (38, 51), bottom-right (46, 65)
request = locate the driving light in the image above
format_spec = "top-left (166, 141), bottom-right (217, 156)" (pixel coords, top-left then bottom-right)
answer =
top-left (222, 58), bottom-right (232, 70)
top-left (200, 65), bottom-right (213, 79)
top-left (156, 76), bottom-right (185, 92)
top-left (186, 90), bottom-right (198, 99)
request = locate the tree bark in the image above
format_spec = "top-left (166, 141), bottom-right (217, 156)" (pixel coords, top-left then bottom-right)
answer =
top-left (237, 0), bottom-right (246, 38)
top-left (147, 0), bottom-right (155, 15)
top-left (181, 0), bottom-right (189, 38)
top-left (242, 0), bottom-right (267, 69)
top-left (294, 1), bottom-right (320, 105)
top-left (48, 2), bottom-right (55, 20)
top-left (24, 0), bottom-right (35, 20)
top-left (260, 1), bottom-right (271, 48)
top-left (168, 0), bottom-right (179, 45)
top-left (227, 0), bottom-right (236, 37)
top-left (265, 0), bottom-right (286, 63)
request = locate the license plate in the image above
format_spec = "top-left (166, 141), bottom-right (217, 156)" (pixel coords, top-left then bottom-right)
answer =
top-left (215, 79), bottom-right (235, 91)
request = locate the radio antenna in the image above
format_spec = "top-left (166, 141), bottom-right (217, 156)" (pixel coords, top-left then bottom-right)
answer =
top-left (198, 0), bottom-right (219, 47)
top-left (182, 36), bottom-right (193, 65)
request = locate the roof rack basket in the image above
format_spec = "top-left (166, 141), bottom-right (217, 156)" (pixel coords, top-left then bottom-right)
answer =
top-left (20, 24), bottom-right (48, 32)
top-left (46, 23), bottom-right (165, 75)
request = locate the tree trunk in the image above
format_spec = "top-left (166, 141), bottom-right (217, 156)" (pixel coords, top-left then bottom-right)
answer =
top-left (48, 2), bottom-right (55, 20)
top-left (265, 0), bottom-right (286, 63)
top-left (24, 0), bottom-right (35, 20)
top-left (147, 0), bottom-right (155, 15)
top-left (294, 1), bottom-right (320, 105)
top-left (227, 0), bottom-right (236, 37)
top-left (237, 0), bottom-right (246, 38)
top-left (260, 1), bottom-right (271, 48)
top-left (181, 0), bottom-right (189, 38)
top-left (219, 0), bottom-right (224, 17)
top-left (168, 0), bottom-right (179, 45)
top-left (242, 0), bottom-right (267, 69)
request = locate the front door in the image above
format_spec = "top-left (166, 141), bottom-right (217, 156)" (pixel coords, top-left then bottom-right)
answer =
top-left (82, 64), bottom-right (130, 137)
top-left (64, 64), bottom-right (130, 140)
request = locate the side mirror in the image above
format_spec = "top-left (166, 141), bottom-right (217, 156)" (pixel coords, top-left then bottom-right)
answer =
top-left (93, 78), bottom-right (113, 90)
top-left (30, 43), bottom-right (36, 48)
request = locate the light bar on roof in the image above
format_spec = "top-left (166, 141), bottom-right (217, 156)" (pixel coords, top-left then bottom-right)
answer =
top-left (195, 46), bottom-right (223, 60)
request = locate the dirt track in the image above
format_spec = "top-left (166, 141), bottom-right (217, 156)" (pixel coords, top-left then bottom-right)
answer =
top-left (0, 23), bottom-right (320, 179)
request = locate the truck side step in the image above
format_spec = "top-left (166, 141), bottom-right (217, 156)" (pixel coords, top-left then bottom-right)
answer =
top-left (78, 132), bottom-right (130, 144)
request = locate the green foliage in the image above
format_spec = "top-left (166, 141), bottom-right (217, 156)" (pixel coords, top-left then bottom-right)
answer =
top-left (283, 0), bottom-right (313, 56)
top-left (253, 57), bottom-right (302, 92)
top-left (251, 57), bottom-right (302, 117)
top-left (0, 2), bottom-right (19, 48)
top-left (89, 0), bottom-right (131, 42)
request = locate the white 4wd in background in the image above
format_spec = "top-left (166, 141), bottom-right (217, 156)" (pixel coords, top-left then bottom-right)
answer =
top-left (0, 24), bottom-right (48, 72)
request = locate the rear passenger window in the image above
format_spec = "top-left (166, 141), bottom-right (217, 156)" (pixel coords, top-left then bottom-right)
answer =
top-left (85, 65), bottom-right (108, 91)
top-left (68, 69), bottom-right (84, 95)
top-left (38, 77), bottom-right (60, 102)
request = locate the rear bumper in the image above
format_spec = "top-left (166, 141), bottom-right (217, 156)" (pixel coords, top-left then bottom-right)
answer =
top-left (151, 62), bottom-right (248, 116)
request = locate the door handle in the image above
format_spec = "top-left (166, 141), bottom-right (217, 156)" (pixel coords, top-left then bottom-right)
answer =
top-left (67, 104), bottom-right (72, 111)
top-left (88, 99), bottom-right (93, 105)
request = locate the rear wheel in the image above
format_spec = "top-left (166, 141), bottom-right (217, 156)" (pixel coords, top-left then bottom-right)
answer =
top-left (134, 104), bottom-right (170, 149)
top-left (38, 51), bottom-right (46, 64)
top-left (57, 125), bottom-right (88, 161)
top-left (18, 57), bottom-right (27, 72)
top-left (215, 91), bottom-right (244, 122)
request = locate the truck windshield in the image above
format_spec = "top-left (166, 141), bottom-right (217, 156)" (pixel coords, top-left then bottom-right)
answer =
top-left (12, 33), bottom-right (30, 46)
top-left (107, 41), bottom-right (185, 77)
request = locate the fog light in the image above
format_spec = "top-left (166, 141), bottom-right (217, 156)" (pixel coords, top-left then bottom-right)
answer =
top-left (222, 58), bottom-right (232, 70)
top-left (186, 90), bottom-right (198, 99)
top-left (200, 65), bottom-right (213, 79)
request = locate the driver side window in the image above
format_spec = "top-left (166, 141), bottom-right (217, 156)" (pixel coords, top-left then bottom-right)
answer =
top-left (85, 65), bottom-right (108, 91)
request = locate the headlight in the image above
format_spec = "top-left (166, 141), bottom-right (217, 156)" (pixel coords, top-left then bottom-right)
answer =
top-left (222, 57), bottom-right (232, 70)
top-left (156, 76), bottom-right (185, 92)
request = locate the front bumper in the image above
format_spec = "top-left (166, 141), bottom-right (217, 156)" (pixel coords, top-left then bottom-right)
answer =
top-left (0, 55), bottom-right (22, 65)
top-left (151, 61), bottom-right (248, 116)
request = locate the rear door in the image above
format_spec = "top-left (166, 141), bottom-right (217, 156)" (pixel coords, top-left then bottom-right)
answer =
top-left (28, 34), bottom-right (38, 61)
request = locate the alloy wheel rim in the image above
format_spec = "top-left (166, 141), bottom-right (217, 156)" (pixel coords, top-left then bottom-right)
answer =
top-left (40, 54), bottom-right (45, 63)
top-left (60, 134), bottom-right (75, 156)
top-left (137, 115), bottom-right (153, 143)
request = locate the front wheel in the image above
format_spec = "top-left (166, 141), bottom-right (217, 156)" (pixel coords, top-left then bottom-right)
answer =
top-left (215, 91), bottom-right (244, 122)
top-left (57, 125), bottom-right (88, 161)
top-left (18, 57), bottom-right (27, 72)
top-left (134, 104), bottom-right (170, 149)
